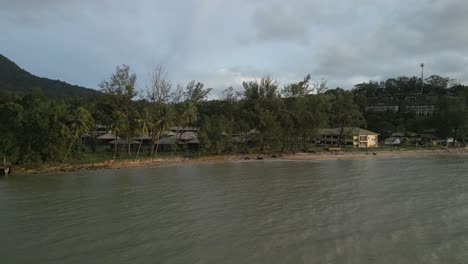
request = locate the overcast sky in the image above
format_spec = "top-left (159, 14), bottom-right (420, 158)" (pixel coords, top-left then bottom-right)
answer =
top-left (1, 0), bottom-right (468, 96)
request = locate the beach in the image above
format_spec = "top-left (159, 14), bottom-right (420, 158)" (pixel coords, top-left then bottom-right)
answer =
top-left (10, 148), bottom-right (468, 176)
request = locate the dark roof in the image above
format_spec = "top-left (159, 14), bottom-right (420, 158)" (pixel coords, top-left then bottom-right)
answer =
top-left (157, 137), bottom-right (176, 145)
top-left (170, 127), bottom-right (199, 132)
top-left (317, 127), bottom-right (379, 136)
top-left (98, 133), bottom-right (119, 140)
top-left (186, 138), bottom-right (200, 144)
top-left (134, 133), bottom-right (152, 140)
top-left (157, 136), bottom-right (187, 145)
top-left (175, 132), bottom-right (197, 141)
top-left (108, 139), bottom-right (140, 145)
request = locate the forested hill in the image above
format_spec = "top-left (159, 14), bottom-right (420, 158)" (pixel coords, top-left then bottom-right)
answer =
top-left (0, 54), bottom-right (102, 99)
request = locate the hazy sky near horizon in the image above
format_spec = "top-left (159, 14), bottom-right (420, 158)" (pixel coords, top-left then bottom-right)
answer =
top-left (1, 0), bottom-right (468, 96)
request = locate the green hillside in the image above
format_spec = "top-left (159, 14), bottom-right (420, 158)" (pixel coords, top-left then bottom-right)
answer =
top-left (0, 54), bottom-right (102, 99)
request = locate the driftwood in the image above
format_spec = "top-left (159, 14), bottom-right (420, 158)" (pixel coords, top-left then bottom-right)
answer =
top-left (2, 157), bottom-right (11, 175)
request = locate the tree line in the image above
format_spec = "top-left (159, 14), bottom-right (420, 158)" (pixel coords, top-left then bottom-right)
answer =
top-left (352, 75), bottom-right (468, 140)
top-left (1, 65), bottom-right (467, 164)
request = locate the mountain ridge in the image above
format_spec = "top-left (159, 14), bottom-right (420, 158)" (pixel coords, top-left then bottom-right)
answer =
top-left (0, 54), bottom-right (102, 99)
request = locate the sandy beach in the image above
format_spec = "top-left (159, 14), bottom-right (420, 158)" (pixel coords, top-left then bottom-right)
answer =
top-left (9, 148), bottom-right (467, 176)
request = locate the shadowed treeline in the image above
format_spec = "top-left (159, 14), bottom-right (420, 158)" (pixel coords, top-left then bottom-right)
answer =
top-left (1, 64), bottom-right (467, 165)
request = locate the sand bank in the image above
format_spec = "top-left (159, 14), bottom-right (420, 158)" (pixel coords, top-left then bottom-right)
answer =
top-left (11, 148), bottom-right (468, 175)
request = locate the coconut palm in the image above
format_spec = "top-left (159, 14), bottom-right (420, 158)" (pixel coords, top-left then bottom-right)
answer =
top-left (135, 110), bottom-right (153, 158)
top-left (180, 101), bottom-right (198, 128)
top-left (63, 107), bottom-right (94, 161)
top-left (108, 111), bottom-right (126, 159)
top-left (151, 105), bottom-right (175, 156)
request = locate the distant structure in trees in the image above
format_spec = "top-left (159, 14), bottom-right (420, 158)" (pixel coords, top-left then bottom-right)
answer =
top-left (312, 127), bottom-right (379, 148)
top-left (420, 63), bottom-right (424, 94)
top-left (365, 93), bottom-right (439, 116)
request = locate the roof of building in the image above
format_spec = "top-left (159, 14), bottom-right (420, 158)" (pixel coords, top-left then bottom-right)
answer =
top-left (419, 134), bottom-right (440, 140)
top-left (134, 133), bottom-right (152, 140)
top-left (391, 132), bottom-right (405, 137)
top-left (175, 132), bottom-right (198, 141)
top-left (317, 127), bottom-right (379, 136)
top-left (170, 126), bottom-right (199, 132)
top-left (157, 137), bottom-right (176, 145)
top-left (162, 131), bottom-right (176, 136)
top-left (157, 136), bottom-right (187, 145)
top-left (186, 138), bottom-right (200, 144)
top-left (231, 136), bottom-right (245, 144)
top-left (108, 139), bottom-right (140, 145)
top-left (98, 133), bottom-right (119, 140)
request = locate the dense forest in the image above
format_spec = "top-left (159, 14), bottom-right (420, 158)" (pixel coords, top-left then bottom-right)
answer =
top-left (0, 54), bottom-right (102, 99)
top-left (352, 76), bottom-right (468, 139)
top-left (1, 64), bottom-right (468, 165)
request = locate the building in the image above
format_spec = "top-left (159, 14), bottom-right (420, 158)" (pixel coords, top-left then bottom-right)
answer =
top-left (402, 94), bottom-right (438, 116)
top-left (92, 125), bottom-right (108, 137)
top-left (313, 127), bottom-right (379, 148)
top-left (384, 137), bottom-right (402, 146)
top-left (365, 93), bottom-right (440, 116)
top-left (155, 129), bottom-right (200, 151)
top-left (365, 104), bottom-right (399, 112)
top-left (365, 96), bottom-right (399, 112)
top-left (170, 127), bottom-right (198, 133)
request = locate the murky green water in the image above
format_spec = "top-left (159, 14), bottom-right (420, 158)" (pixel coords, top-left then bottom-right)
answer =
top-left (1, 155), bottom-right (468, 263)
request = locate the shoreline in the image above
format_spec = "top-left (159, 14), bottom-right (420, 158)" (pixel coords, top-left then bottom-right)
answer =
top-left (9, 148), bottom-right (468, 176)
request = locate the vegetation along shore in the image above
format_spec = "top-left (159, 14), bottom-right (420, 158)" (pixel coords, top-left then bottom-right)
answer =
top-left (1, 53), bottom-right (468, 175)
top-left (11, 148), bottom-right (468, 176)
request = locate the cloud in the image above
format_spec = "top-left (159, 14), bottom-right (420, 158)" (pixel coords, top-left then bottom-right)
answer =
top-left (251, 0), bottom-right (382, 43)
top-left (2, 0), bottom-right (468, 93)
top-left (253, 0), bottom-right (316, 43)
top-left (0, 0), bottom-right (68, 10)
top-left (0, 0), bottom-right (139, 26)
top-left (307, 0), bottom-right (468, 88)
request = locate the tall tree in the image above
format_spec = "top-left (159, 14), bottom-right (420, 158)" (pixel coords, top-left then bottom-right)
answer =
top-left (99, 65), bottom-right (137, 156)
top-left (184, 81), bottom-right (212, 103)
top-left (108, 111), bottom-right (126, 159)
top-left (0, 91), bottom-right (23, 162)
top-left (330, 92), bottom-right (364, 147)
top-left (135, 109), bottom-right (152, 158)
top-left (152, 104), bottom-right (175, 156)
top-left (179, 101), bottom-right (198, 131)
top-left (63, 107), bottom-right (94, 161)
top-left (145, 65), bottom-right (174, 156)
top-left (435, 96), bottom-right (467, 145)
top-left (241, 77), bottom-right (283, 151)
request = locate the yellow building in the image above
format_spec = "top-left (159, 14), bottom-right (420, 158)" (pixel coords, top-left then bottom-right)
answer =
top-left (314, 127), bottom-right (379, 148)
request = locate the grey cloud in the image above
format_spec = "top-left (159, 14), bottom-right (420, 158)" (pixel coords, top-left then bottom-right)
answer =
top-left (2, 0), bottom-right (468, 93)
top-left (309, 0), bottom-right (468, 88)
top-left (0, 0), bottom-right (66, 10)
top-left (405, 0), bottom-right (468, 51)
top-left (0, 0), bottom-right (139, 26)
top-left (251, 0), bottom-right (382, 43)
top-left (253, 0), bottom-right (315, 42)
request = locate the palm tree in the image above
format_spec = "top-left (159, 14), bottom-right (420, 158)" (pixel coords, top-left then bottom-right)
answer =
top-left (108, 111), bottom-right (125, 159)
top-left (152, 105), bottom-right (175, 156)
top-left (331, 93), bottom-right (364, 147)
top-left (135, 110), bottom-right (153, 158)
top-left (177, 101), bottom-right (198, 140)
top-left (63, 107), bottom-right (94, 162)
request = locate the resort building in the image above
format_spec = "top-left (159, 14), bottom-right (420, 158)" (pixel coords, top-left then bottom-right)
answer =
top-left (365, 93), bottom-right (443, 116)
top-left (313, 127), bottom-right (379, 148)
top-left (365, 96), bottom-right (399, 113)
top-left (402, 95), bottom-right (438, 116)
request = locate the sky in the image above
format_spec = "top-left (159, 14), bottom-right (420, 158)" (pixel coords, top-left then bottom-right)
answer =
top-left (1, 0), bottom-right (468, 97)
